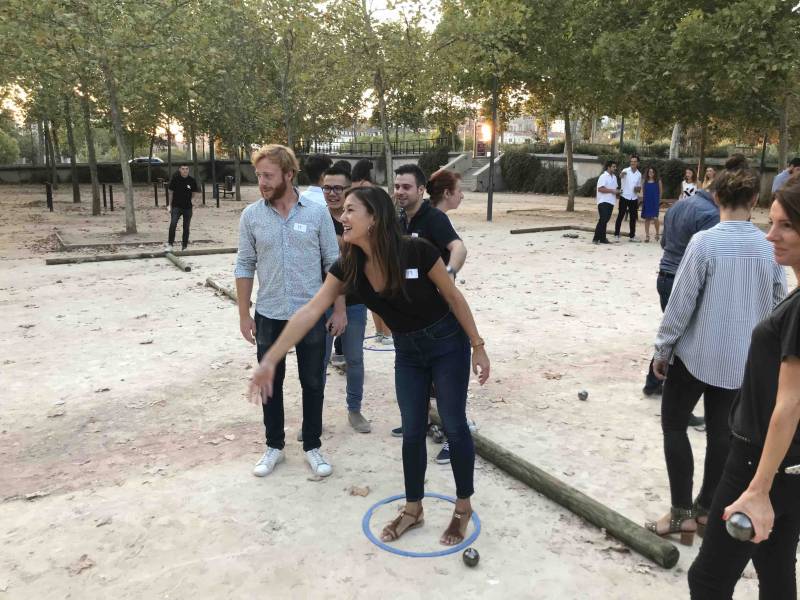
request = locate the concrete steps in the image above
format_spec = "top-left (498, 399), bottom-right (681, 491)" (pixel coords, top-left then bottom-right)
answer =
top-left (461, 157), bottom-right (490, 191)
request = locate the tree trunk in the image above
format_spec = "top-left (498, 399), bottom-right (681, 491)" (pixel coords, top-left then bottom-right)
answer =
top-left (564, 108), bottom-right (576, 212)
top-left (669, 122), bottom-right (681, 159)
top-left (778, 95), bottom-right (789, 169)
top-left (209, 134), bottom-right (217, 190)
top-left (51, 122), bottom-right (62, 163)
top-left (38, 120), bottom-right (46, 165)
top-left (147, 129), bottom-right (156, 184)
top-left (167, 126), bottom-right (172, 180)
top-left (696, 120), bottom-right (708, 180)
top-left (590, 115), bottom-right (597, 144)
top-left (80, 87), bottom-right (101, 215)
top-left (234, 142), bottom-right (242, 202)
top-left (618, 115), bottom-right (625, 150)
top-left (189, 119), bottom-right (199, 183)
top-left (375, 69), bottom-right (393, 189)
top-left (101, 59), bottom-right (136, 233)
top-left (63, 96), bottom-right (80, 203)
top-left (44, 120), bottom-right (58, 188)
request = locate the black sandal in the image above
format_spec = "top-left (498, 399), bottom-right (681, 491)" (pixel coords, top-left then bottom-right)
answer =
top-left (645, 506), bottom-right (697, 546)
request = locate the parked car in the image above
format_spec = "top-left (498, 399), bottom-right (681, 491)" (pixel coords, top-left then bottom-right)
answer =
top-left (128, 156), bottom-right (164, 165)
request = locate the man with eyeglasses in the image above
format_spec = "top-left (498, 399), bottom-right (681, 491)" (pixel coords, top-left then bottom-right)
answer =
top-left (321, 166), bottom-right (371, 433)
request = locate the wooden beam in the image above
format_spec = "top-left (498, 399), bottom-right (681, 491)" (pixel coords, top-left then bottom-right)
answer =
top-left (509, 225), bottom-right (599, 235)
top-left (430, 411), bottom-right (680, 569)
top-left (205, 277), bottom-right (240, 304)
top-left (165, 252), bottom-right (191, 272)
top-left (45, 247), bottom-right (237, 265)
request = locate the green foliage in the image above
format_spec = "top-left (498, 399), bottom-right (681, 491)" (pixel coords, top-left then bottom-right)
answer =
top-left (499, 149), bottom-right (541, 191)
top-left (532, 165), bottom-right (572, 195)
top-left (637, 158), bottom-right (688, 199)
top-left (578, 175), bottom-right (599, 197)
top-left (417, 146), bottom-right (450, 178)
top-left (0, 129), bottom-right (20, 164)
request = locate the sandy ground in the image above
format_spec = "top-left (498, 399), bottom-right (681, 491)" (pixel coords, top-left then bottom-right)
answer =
top-left (0, 183), bottom-right (795, 599)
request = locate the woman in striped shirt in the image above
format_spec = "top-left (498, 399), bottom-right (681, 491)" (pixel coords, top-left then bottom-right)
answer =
top-left (645, 167), bottom-right (787, 545)
top-left (688, 179), bottom-right (800, 598)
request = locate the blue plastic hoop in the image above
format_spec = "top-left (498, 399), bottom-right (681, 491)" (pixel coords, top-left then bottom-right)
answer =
top-left (363, 334), bottom-right (395, 352)
top-left (362, 492), bottom-right (481, 558)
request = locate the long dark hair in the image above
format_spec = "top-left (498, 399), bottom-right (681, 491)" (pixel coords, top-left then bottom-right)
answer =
top-left (340, 187), bottom-right (405, 298)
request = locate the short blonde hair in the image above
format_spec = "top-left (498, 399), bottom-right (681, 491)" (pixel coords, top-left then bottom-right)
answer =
top-left (251, 144), bottom-right (299, 175)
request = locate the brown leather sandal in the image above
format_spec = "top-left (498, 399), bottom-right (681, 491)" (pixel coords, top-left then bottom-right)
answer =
top-left (441, 508), bottom-right (472, 546)
top-left (381, 506), bottom-right (424, 542)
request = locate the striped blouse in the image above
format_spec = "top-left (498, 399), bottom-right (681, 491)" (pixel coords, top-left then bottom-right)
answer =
top-left (654, 221), bottom-right (787, 389)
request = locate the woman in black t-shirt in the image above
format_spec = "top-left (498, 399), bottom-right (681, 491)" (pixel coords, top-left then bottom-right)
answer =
top-left (249, 186), bottom-right (490, 546)
top-left (688, 180), bottom-right (800, 598)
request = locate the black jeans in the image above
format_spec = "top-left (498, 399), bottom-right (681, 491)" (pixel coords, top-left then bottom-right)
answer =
top-left (614, 197), bottom-right (639, 238)
top-left (645, 273), bottom-right (676, 390)
top-left (689, 439), bottom-right (800, 599)
top-left (255, 312), bottom-right (326, 452)
top-left (393, 313), bottom-right (474, 501)
top-left (661, 356), bottom-right (737, 509)
top-left (168, 206), bottom-right (192, 248)
top-left (593, 202), bottom-right (614, 242)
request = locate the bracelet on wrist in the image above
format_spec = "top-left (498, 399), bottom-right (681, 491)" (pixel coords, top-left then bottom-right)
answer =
top-left (470, 337), bottom-right (485, 349)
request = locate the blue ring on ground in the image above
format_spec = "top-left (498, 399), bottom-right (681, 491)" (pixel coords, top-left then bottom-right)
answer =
top-left (362, 492), bottom-right (481, 558)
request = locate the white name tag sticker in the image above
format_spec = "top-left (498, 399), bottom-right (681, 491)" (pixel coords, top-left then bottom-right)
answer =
top-left (186, 184), bottom-right (191, 189)
top-left (405, 268), bottom-right (419, 279)
top-left (411, 232), bottom-right (419, 238)
top-left (293, 223), bottom-right (308, 233)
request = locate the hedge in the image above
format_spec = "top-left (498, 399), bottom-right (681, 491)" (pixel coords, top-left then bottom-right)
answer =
top-left (417, 146), bottom-right (450, 178)
top-left (499, 149), bottom-right (541, 191)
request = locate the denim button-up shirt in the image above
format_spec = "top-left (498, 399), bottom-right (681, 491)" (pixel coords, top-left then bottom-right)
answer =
top-left (658, 189), bottom-right (720, 275)
top-left (234, 191), bottom-right (339, 320)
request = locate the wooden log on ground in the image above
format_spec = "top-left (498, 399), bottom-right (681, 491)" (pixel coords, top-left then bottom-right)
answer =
top-left (205, 277), bottom-right (240, 304)
top-left (45, 247), bottom-right (237, 265)
top-left (165, 252), bottom-right (191, 272)
top-left (509, 225), bottom-right (611, 235)
top-left (174, 247), bottom-right (237, 257)
top-left (46, 251), bottom-right (167, 265)
top-left (430, 411), bottom-right (680, 569)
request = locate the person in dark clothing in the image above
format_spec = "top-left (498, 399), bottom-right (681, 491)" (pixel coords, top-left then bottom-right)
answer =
top-left (166, 164), bottom-right (198, 251)
top-left (248, 186), bottom-right (489, 547)
top-left (687, 179), bottom-right (800, 600)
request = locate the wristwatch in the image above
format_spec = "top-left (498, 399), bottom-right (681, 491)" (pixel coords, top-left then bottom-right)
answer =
top-left (446, 266), bottom-right (457, 276)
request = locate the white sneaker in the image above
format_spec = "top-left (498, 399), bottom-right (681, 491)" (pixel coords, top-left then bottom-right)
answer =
top-left (330, 353), bottom-right (346, 367)
top-left (165, 244), bottom-right (173, 252)
top-left (305, 448), bottom-right (332, 477)
top-left (253, 447), bottom-right (284, 477)
top-left (380, 334), bottom-right (394, 346)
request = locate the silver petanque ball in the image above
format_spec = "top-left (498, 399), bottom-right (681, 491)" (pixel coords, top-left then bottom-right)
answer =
top-left (726, 512), bottom-right (754, 541)
top-left (578, 390), bottom-right (589, 401)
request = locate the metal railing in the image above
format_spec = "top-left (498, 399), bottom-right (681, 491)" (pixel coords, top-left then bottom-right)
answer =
top-left (294, 137), bottom-right (449, 156)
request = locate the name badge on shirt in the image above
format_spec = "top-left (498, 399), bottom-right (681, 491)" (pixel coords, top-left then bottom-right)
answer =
top-left (293, 223), bottom-right (308, 233)
top-left (411, 232), bottom-right (419, 238)
top-left (405, 268), bottom-right (419, 279)
top-left (186, 184), bottom-right (191, 190)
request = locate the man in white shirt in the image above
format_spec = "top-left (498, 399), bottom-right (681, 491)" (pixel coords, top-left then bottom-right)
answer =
top-left (298, 154), bottom-right (332, 207)
top-left (593, 160), bottom-right (620, 244)
top-left (615, 155), bottom-right (642, 241)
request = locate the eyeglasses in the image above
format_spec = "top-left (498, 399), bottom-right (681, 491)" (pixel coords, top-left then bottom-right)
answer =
top-left (322, 185), bottom-right (346, 194)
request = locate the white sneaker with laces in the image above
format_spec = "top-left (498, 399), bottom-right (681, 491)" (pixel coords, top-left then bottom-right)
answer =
top-left (165, 244), bottom-right (174, 252)
top-left (253, 447), bottom-right (284, 477)
top-left (305, 448), bottom-right (332, 477)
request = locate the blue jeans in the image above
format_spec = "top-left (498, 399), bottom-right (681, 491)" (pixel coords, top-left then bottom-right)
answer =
top-left (393, 312), bottom-right (474, 501)
top-left (323, 304), bottom-right (367, 412)
top-left (255, 312), bottom-right (326, 452)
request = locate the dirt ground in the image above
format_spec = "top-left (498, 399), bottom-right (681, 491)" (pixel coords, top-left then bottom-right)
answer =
top-left (0, 183), bottom-right (794, 599)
